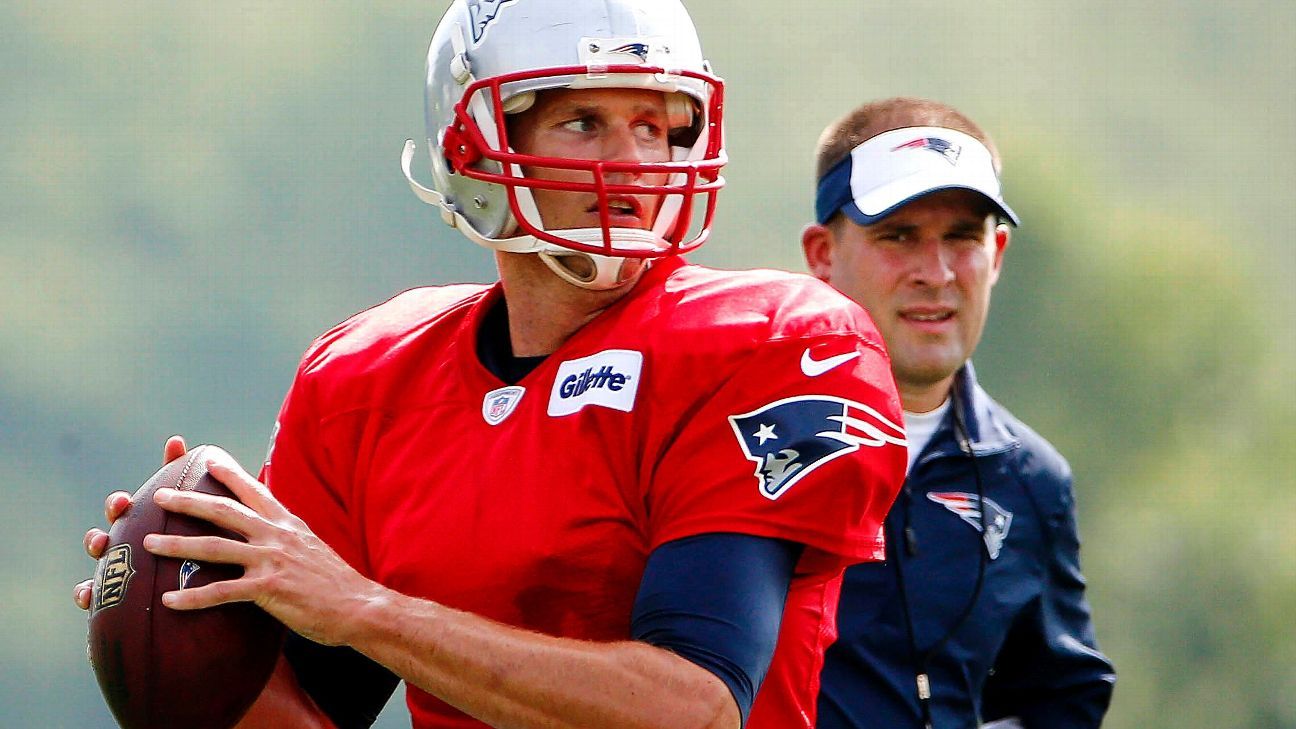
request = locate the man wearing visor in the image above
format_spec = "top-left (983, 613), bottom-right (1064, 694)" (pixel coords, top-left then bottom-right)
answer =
top-left (76, 2), bottom-right (907, 727)
top-left (802, 98), bottom-right (1115, 728)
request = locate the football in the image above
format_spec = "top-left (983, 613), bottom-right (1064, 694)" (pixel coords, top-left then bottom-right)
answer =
top-left (87, 445), bottom-right (285, 729)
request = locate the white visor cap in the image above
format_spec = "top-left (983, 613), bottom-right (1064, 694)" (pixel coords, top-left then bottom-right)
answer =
top-left (815, 126), bottom-right (1018, 226)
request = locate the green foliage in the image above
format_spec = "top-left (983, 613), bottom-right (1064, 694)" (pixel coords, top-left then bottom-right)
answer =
top-left (980, 136), bottom-right (1296, 728)
top-left (3, 2), bottom-right (1292, 727)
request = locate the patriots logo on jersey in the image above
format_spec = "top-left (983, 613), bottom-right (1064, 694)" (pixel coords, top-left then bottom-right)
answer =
top-left (730, 395), bottom-right (906, 501)
top-left (892, 136), bottom-right (962, 165)
top-left (468, 0), bottom-right (518, 43)
top-left (927, 492), bottom-right (1014, 559)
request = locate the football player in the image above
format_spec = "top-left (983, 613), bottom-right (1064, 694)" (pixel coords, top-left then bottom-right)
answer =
top-left (76, 1), bottom-right (906, 727)
top-left (802, 97), bottom-right (1116, 728)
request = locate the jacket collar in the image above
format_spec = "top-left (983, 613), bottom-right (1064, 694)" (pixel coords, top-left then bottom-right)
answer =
top-left (917, 362), bottom-right (1020, 464)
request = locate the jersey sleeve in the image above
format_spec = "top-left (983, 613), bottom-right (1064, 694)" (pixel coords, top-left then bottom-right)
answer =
top-left (259, 354), bottom-right (368, 576)
top-left (645, 332), bottom-right (907, 572)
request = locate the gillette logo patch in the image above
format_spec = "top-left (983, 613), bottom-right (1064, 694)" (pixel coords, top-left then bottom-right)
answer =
top-left (548, 350), bottom-right (643, 416)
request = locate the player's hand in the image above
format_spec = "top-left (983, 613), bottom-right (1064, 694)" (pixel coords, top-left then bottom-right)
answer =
top-left (140, 446), bottom-right (382, 648)
top-left (73, 435), bottom-right (190, 610)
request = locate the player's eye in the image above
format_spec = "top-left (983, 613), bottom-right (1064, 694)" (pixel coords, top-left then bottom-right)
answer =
top-left (560, 116), bottom-right (598, 133)
top-left (634, 120), bottom-right (664, 142)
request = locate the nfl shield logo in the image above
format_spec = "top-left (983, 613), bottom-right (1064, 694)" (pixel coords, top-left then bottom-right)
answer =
top-left (482, 386), bottom-right (525, 425)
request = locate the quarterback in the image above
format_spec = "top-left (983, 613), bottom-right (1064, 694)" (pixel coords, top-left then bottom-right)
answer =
top-left (76, 1), bottom-right (906, 727)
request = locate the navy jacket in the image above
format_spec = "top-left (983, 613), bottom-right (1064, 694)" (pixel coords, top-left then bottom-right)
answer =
top-left (817, 365), bottom-right (1115, 728)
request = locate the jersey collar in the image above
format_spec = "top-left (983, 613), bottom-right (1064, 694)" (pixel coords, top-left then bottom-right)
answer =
top-left (914, 363), bottom-right (1020, 467)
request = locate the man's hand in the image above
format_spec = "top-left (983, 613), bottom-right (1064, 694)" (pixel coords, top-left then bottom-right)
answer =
top-left (73, 435), bottom-right (189, 610)
top-left (139, 446), bottom-right (383, 647)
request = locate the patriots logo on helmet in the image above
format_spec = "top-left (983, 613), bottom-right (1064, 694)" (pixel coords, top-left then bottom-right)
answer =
top-left (468, 0), bottom-right (518, 43)
top-left (892, 137), bottom-right (962, 165)
top-left (730, 395), bottom-right (906, 501)
top-left (927, 492), bottom-right (1013, 559)
top-left (607, 42), bottom-right (651, 62)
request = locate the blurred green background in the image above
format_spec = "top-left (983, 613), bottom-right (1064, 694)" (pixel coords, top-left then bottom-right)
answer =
top-left (3, 1), bottom-right (1293, 727)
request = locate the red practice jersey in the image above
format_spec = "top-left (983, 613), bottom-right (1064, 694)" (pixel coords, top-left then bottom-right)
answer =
top-left (262, 257), bottom-right (906, 728)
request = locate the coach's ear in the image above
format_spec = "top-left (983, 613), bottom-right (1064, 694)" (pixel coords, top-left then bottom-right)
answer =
top-left (989, 222), bottom-right (1011, 287)
top-left (801, 222), bottom-right (836, 283)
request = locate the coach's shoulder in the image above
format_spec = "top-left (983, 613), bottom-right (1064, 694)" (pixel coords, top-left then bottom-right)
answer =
top-left (985, 397), bottom-right (1079, 526)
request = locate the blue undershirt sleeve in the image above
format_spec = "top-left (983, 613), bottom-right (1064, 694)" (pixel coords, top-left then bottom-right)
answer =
top-left (630, 533), bottom-right (803, 726)
top-left (284, 634), bottom-right (400, 729)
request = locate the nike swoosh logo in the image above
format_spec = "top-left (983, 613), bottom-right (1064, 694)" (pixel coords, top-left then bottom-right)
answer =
top-left (800, 349), bottom-right (860, 377)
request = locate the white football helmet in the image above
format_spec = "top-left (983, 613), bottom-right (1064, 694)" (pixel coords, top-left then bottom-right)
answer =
top-left (402, 0), bottom-right (727, 289)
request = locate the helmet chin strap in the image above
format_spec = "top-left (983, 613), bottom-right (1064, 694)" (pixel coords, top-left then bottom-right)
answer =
top-left (535, 226), bottom-right (665, 290)
top-left (539, 249), bottom-right (645, 291)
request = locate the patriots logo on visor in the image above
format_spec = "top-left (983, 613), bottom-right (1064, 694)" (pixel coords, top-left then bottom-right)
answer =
top-left (892, 137), bottom-right (962, 165)
top-left (927, 492), bottom-right (1014, 559)
top-left (730, 395), bottom-right (906, 501)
